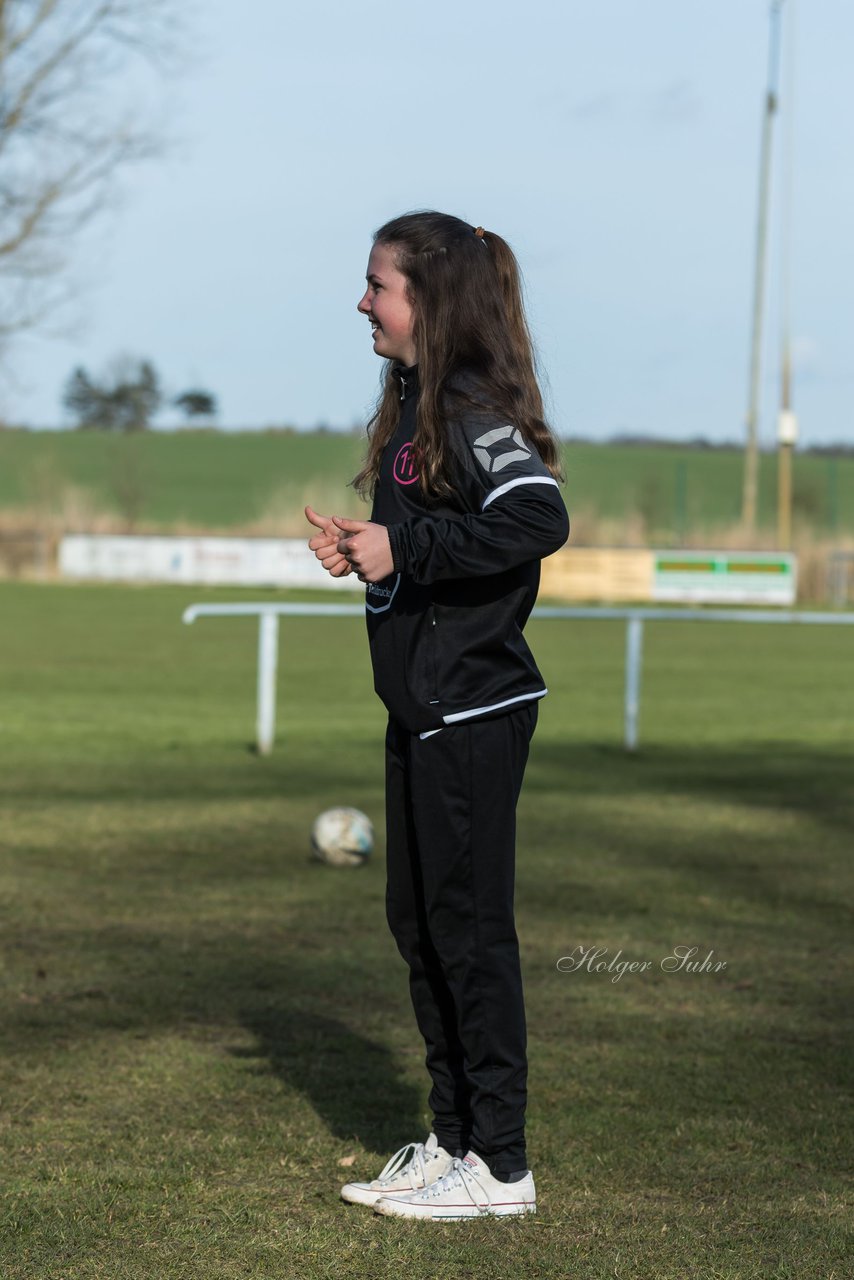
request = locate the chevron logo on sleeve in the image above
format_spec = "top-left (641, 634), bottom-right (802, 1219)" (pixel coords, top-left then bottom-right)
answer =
top-left (472, 425), bottom-right (532, 474)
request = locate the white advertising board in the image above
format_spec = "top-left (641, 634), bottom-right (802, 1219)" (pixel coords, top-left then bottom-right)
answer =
top-left (59, 535), bottom-right (359, 589)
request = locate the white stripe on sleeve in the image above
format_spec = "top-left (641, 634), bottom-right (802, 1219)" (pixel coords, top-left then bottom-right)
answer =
top-left (481, 475), bottom-right (560, 510)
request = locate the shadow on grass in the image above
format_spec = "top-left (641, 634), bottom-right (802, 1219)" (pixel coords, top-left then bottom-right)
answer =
top-left (3, 740), bottom-right (852, 826)
top-left (527, 739), bottom-right (854, 834)
top-left (0, 744), bottom-right (385, 805)
top-left (4, 738), bottom-right (853, 1169)
top-left (6, 914), bottom-right (852, 1183)
top-left (6, 927), bottom-right (424, 1157)
top-left (234, 1006), bottom-right (422, 1154)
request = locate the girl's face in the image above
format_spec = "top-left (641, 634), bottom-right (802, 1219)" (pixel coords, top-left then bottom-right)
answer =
top-left (357, 242), bottom-right (417, 367)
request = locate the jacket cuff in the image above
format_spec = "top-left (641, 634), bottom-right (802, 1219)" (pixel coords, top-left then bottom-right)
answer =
top-left (387, 523), bottom-right (405, 574)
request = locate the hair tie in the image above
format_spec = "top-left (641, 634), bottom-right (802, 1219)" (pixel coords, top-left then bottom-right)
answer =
top-left (473, 226), bottom-right (485, 238)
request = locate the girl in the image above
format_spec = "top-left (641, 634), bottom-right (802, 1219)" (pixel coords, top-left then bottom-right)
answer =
top-left (306, 211), bottom-right (569, 1221)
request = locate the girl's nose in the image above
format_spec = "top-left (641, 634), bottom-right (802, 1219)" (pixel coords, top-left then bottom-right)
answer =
top-left (357, 290), bottom-right (370, 314)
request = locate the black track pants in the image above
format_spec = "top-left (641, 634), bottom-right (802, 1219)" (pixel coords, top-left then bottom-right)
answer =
top-left (384, 701), bottom-right (538, 1174)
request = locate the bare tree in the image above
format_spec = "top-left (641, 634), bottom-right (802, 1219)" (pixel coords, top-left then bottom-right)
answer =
top-left (0, 0), bottom-right (184, 353)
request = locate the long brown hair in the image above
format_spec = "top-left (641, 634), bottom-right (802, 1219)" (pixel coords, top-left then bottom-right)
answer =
top-left (352, 210), bottom-right (564, 502)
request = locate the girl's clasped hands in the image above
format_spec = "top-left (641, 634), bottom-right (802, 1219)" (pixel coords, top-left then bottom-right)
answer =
top-left (305, 504), bottom-right (394, 583)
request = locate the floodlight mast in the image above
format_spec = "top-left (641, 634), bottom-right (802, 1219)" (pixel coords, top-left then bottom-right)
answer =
top-left (777, 0), bottom-right (798, 549)
top-left (742, 0), bottom-right (785, 535)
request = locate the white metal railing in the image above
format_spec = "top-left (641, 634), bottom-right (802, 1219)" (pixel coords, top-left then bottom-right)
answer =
top-left (182, 602), bottom-right (854, 754)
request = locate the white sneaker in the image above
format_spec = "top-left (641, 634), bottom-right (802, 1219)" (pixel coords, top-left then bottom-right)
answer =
top-left (374, 1150), bottom-right (536, 1220)
top-left (340, 1133), bottom-right (455, 1207)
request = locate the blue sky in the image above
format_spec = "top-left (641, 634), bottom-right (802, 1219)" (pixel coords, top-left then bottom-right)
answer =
top-left (3, 0), bottom-right (851, 444)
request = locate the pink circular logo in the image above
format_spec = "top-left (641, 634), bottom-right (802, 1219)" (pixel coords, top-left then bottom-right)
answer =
top-left (393, 442), bottom-right (418, 485)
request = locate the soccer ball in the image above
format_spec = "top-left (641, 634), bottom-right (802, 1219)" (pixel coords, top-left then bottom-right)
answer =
top-left (310, 807), bottom-right (374, 868)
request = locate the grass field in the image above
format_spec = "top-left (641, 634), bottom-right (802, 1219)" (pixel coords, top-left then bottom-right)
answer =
top-left (1, 428), bottom-right (852, 539)
top-left (2, 582), bottom-right (852, 1279)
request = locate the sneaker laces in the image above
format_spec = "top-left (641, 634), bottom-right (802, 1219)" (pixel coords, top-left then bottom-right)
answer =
top-left (376, 1140), bottom-right (436, 1188)
top-left (420, 1157), bottom-right (492, 1213)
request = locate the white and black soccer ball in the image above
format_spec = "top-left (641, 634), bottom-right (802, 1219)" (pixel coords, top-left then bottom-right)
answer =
top-left (310, 807), bottom-right (374, 868)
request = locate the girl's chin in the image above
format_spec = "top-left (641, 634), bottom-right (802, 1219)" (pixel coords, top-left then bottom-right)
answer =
top-left (373, 338), bottom-right (397, 360)
top-left (373, 340), bottom-right (414, 365)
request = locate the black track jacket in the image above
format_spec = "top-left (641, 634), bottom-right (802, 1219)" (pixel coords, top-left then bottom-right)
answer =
top-left (365, 365), bottom-right (570, 736)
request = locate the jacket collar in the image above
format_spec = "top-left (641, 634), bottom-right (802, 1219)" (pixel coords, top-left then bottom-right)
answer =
top-left (392, 363), bottom-right (418, 401)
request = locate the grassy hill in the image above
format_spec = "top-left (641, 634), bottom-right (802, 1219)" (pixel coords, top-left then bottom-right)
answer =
top-left (1, 428), bottom-right (851, 541)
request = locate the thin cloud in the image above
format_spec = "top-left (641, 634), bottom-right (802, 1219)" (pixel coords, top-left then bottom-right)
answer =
top-left (571, 92), bottom-right (617, 121)
top-left (649, 78), bottom-right (703, 124)
top-left (571, 79), bottom-right (702, 126)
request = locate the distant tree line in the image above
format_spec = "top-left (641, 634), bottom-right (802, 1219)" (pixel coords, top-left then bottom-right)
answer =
top-left (570, 434), bottom-right (854, 456)
top-left (63, 358), bottom-right (217, 430)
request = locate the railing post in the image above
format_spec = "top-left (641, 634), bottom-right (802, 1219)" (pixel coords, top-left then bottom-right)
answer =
top-left (624, 616), bottom-right (644, 751)
top-left (256, 612), bottom-right (279, 754)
